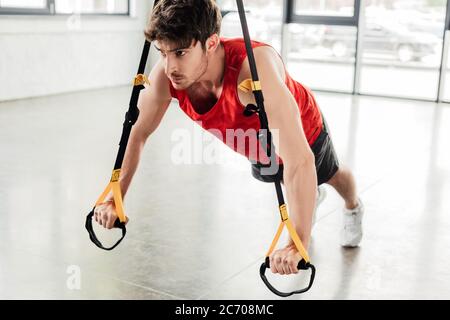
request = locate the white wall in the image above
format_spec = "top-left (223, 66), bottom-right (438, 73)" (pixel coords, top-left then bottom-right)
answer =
top-left (0, 0), bottom-right (157, 102)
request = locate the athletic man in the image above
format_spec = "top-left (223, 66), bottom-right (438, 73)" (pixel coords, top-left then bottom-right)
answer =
top-left (93, 0), bottom-right (364, 276)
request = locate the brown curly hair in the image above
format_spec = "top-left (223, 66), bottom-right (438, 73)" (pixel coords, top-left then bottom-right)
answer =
top-left (145, 0), bottom-right (222, 50)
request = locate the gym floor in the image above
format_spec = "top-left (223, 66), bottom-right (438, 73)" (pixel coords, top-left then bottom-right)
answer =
top-left (0, 86), bottom-right (449, 299)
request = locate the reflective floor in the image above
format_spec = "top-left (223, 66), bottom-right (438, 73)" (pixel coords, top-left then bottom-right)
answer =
top-left (0, 86), bottom-right (449, 299)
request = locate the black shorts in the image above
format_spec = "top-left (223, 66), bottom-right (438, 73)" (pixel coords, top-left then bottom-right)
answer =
top-left (251, 116), bottom-right (339, 186)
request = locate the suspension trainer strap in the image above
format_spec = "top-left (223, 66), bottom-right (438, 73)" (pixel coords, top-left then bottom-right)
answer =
top-left (236, 0), bottom-right (316, 296)
top-left (85, 0), bottom-right (160, 251)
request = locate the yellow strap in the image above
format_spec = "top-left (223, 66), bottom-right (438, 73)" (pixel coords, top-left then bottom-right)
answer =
top-left (94, 169), bottom-right (127, 223)
top-left (111, 182), bottom-right (126, 223)
top-left (265, 205), bottom-right (311, 263)
top-left (95, 183), bottom-right (113, 207)
top-left (285, 219), bottom-right (310, 262)
top-left (133, 74), bottom-right (150, 86)
top-left (238, 78), bottom-right (261, 92)
top-left (266, 222), bottom-right (284, 257)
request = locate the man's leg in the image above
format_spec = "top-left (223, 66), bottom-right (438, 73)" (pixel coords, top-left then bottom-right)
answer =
top-left (325, 166), bottom-right (364, 247)
top-left (325, 166), bottom-right (358, 210)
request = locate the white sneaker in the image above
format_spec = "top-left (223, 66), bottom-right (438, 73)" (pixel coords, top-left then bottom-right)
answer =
top-left (313, 186), bottom-right (327, 226)
top-left (341, 198), bottom-right (364, 247)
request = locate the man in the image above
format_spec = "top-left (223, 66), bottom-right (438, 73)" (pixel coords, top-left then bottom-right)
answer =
top-left (94, 0), bottom-right (364, 276)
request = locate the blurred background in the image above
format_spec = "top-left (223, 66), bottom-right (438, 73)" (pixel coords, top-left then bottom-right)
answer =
top-left (220, 0), bottom-right (450, 101)
top-left (2, 0), bottom-right (450, 102)
top-left (1, 0), bottom-right (449, 300)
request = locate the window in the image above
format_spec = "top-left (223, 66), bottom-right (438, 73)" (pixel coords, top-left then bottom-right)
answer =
top-left (286, 0), bottom-right (450, 101)
top-left (286, 24), bottom-right (357, 92)
top-left (0, 0), bottom-right (50, 14)
top-left (295, 0), bottom-right (355, 17)
top-left (285, 0), bottom-right (360, 93)
top-left (0, 0), bottom-right (129, 15)
top-left (287, 0), bottom-right (360, 26)
top-left (358, 0), bottom-right (446, 100)
top-left (439, 0), bottom-right (450, 102)
top-left (0, 0), bottom-right (46, 8)
top-left (55, 0), bottom-right (129, 15)
top-left (217, 0), bottom-right (283, 52)
top-left (440, 31), bottom-right (450, 101)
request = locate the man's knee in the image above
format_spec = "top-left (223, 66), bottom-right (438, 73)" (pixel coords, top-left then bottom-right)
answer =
top-left (326, 167), bottom-right (343, 186)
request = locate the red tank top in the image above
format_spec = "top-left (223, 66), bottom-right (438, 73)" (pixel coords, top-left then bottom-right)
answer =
top-left (168, 37), bottom-right (322, 164)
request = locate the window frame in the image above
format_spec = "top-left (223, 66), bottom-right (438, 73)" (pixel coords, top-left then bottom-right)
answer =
top-left (287, 0), bottom-right (450, 103)
top-left (0, 0), bottom-right (52, 15)
top-left (437, 0), bottom-right (450, 101)
top-left (284, 0), bottom-right (361, 94)
top-left (285, 0), bottom-right (360, 27)
top-left (0, 0), bottom-right (130, 16)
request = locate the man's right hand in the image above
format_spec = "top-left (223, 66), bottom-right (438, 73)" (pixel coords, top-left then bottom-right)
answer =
top-left (94, 200), bottom-right (128, 229)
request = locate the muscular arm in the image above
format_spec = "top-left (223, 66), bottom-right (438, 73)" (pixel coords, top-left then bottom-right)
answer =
top-left (96, 58), bottom-right (172, 229)
top-left (240, 47), bottom-right (317, 250)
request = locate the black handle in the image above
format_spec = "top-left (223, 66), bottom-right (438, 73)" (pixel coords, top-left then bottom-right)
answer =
top-left (85, 207), bottom-right (126, 251)
top-left (259, 257), bottom-right (316, 297)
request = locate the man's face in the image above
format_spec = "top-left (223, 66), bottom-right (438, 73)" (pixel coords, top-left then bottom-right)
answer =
top-left (155, 39), bottom-right (209, 90)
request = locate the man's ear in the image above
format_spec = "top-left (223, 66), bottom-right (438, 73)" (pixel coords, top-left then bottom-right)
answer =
top-left (205, 34), bottom-right (221, 53)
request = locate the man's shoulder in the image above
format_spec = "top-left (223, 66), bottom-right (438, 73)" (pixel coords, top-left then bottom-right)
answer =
top-left (220, 37), bottom-right (270, 48)
top-left (239, 46), bottom-right (284, 75)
